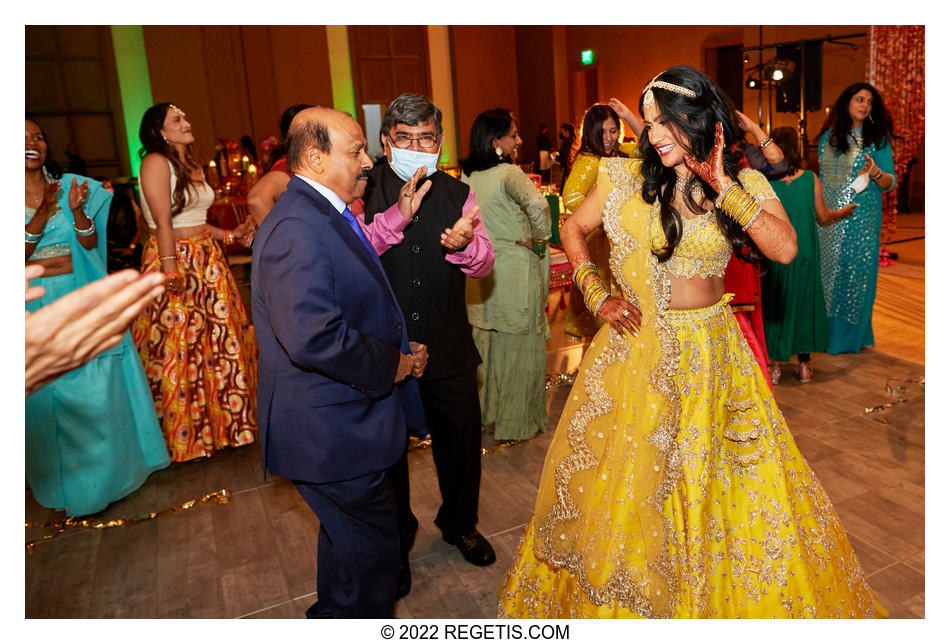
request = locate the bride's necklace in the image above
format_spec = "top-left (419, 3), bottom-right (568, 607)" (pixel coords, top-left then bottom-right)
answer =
top-left (674, 173), bottom-right (704, 199)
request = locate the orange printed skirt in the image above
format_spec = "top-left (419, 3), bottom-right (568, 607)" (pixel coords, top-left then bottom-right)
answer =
top-left (132, 231), bottom-right (257, 462)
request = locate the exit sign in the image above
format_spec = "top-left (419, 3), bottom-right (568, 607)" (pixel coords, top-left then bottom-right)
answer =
top-left (581, 50), bottom-right (594, 65)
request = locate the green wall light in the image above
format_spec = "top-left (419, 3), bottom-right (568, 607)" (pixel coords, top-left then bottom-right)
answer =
top-left (581, 49), bottom-right (594, 65)
top-left (110, 26), bottom-right (154, 178)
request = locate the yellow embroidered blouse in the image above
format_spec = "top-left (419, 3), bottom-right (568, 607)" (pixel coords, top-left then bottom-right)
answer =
top-left (650, 168), bottom-right (777, 279)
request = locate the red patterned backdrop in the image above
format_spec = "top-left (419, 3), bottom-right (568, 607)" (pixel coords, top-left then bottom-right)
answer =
top-left (867, 25), bottom-right (925, 252)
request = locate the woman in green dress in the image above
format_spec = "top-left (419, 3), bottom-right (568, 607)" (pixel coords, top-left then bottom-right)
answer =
top-left (461, 109), bottom-right (552, 441)
top-left (762, 127), bottom-right (856, 383)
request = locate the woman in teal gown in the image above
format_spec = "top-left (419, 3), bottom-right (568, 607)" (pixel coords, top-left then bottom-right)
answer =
top-left (26, 117), bottom-right (170, 517)
top-left (816, 83), bottom-right (898, 354)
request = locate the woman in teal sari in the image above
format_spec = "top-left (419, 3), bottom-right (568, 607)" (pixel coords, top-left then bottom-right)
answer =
top-left (816, 83), bottom-right (898, 354)
top-left (25, 117), bottom-right (170, 516)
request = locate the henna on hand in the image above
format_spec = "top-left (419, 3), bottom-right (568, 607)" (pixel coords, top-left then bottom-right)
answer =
top-left (745, 211), bottom-right (797, 263)
top-left (597, 296), bottom-right (642, 336)
top-left (683, 122), bottom-right (730, 193)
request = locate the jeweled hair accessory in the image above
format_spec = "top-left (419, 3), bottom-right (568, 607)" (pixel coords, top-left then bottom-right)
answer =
top-left (642, 72), bottom-right (698, 107)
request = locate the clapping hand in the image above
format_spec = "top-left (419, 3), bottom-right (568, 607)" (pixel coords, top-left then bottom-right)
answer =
top-left (397, 166), bottom-right (433, 220)
top-left (68, 178), bottom-right (89, 211)
top-left (440, 205), bottom-right (480, 251)
top-left (35, 181), bottom-right (60, 219)
top-left (683, 122), bottom-right (731, 194)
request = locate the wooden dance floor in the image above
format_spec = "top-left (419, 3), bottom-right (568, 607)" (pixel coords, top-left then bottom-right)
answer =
top-left (24, 214), bottom-right (925, 619)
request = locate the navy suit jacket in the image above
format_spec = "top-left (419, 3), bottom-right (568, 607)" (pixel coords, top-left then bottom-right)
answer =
top-left (251, 176), bottom-right (423, 484)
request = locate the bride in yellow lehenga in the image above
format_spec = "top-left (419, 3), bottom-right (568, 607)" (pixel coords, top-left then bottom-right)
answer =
top-left (498, 66), bottom-right (885, 619)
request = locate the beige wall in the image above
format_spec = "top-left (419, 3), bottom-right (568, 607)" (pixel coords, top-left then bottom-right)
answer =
top-left (138, 25), bottom-right (887, 175)
top-left (563, 26), bottom-right (739, 126)
top-left (560, 25), bottom-right (868, 151)
top-left (450, 26), bottom-right (520, 159)
top-left (142, 26), bottom-right (333, 163)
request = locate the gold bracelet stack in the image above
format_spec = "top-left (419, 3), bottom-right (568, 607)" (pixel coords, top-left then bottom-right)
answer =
top-left (715, 182), bottom-right (762, 231)
top-left (571, 261), bottom-right (597, 289)
top-left (573, 261), bottom-right (609, 314)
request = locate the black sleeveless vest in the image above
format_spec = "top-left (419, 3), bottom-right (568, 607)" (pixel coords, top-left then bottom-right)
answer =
top-left (363, 163), bottom-right (481, 380)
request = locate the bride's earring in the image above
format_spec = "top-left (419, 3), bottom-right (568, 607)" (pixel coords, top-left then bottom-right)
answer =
top-left (494, 143), bottom-right (503, 158)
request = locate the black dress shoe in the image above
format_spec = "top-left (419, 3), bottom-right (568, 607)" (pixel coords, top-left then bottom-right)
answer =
top-left (397, 560), bottom-right (411, 599)
top-left (442, 530), bottom-right (496, 566)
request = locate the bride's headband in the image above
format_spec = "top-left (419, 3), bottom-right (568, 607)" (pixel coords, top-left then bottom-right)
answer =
top-left (641, 72), bottom-right (698, 108)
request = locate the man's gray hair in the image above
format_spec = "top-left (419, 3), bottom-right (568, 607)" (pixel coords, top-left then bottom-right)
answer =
top-left (380, 93), bottom-right (442, 139)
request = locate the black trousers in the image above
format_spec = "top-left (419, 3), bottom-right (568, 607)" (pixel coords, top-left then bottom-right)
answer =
top-left (388, 368), bottom-right (482, 559)
top-left (293, 470), bottom-right (400, 618)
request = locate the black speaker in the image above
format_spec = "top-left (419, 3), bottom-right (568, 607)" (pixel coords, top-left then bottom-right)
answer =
top-left (774, 42), bottom-right (823, 113)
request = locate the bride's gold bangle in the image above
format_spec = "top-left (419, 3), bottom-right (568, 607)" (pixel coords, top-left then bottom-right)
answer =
top-left (715, 183), bottom-right (760, 229)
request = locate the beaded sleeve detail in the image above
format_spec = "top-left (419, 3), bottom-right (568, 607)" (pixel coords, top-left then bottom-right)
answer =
top-left (736, 167), bottom-right (778, 204)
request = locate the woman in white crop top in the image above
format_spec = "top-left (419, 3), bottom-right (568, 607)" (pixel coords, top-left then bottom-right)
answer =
top-left (131, 103), bottom-right (258, 463)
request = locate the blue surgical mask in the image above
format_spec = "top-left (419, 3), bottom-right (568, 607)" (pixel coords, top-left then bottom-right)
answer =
top-left (388, 145), bottom-right (441, 181)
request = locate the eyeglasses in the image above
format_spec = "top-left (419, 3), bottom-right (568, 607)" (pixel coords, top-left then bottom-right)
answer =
top-left (390, 134), bottom-right (439, 150)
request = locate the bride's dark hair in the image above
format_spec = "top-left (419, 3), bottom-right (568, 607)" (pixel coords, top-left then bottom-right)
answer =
top-left (638, 65), bottom-right (763, 268)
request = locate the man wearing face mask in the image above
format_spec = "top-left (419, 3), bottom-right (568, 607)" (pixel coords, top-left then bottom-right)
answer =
top-left (358, 93), bottom-right (495, 596)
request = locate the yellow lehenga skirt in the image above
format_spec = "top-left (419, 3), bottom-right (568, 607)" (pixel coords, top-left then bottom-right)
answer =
top-left (499, 296), bottom-right (885, 618)
top-left (132, 231), bottom-right (258, 462)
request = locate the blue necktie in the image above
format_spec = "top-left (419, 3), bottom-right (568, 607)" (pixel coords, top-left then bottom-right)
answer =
top-left (340, 206), bottom-right (377, 259)
top-left (339, 205), bottom-right (411, 349)
top-left (339, 207), bottom-right (426, 436)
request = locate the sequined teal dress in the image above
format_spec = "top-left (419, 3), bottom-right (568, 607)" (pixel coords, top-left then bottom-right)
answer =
top-left (25, 174), bottom-right (170, 516)
top-left (817, 129), bottom-right (895, 354)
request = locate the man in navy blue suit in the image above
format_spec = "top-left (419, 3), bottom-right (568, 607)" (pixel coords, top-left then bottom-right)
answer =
top-left (251, 106), bottom-right (432, 618)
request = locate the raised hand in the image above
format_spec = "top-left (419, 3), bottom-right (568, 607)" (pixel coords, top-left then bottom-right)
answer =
top-left (25, 264), bottom-right (46, 304)
top-left (735, 110), bottom-right (758, 133)
top-left (608, 97), bottom-right (633, 122)
top-left (440, 205), bottom-right (480, 250)
top-left (859, 153), bottom-right (879, 177)
top-left (608, 97), bottom-right (644, 136)
top-left (68, 178), bottom-right (89, 211)
top-left (26, 269), bottom-right (165, 395)
top-left (397, 166), bottom-right (433, 220)
top-left (683, 121), bottom-right (730, 193)
top-left (596, 296), bottom-right (642, 337)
